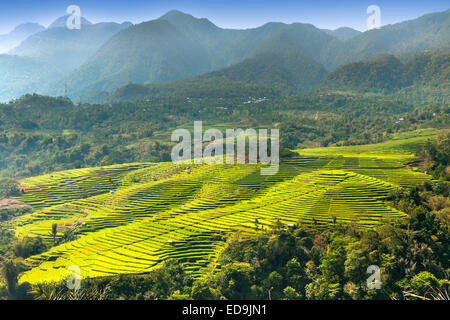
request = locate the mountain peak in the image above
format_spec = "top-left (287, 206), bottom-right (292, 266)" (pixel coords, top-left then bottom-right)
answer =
top-left (48, 15), bottom-right (92, 29)
top-left (0, 22), bottom-right (45, 53)
top-left (159, 10), bottom-right (218, 30)
top-left (322, 27), bottom-right (361, 41)
top-left (11, 22), bottom-right (45, 35)
top-left (159, 10), bottom-right (193, 20)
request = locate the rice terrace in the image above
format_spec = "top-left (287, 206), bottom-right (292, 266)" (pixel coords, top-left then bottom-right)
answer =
top-left (8, 129), bottom-right (437, 284)
top-left (0, 2), bottom-right (449, 306)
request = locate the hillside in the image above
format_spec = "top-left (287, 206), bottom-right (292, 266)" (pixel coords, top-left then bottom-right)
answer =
top-left (0, 10), bottom-right (448, 102)
top-left (0, 55), bottom-right (62, 102)
top-left (323, 50), bottom-right (450, 93)
top-left (0, 19), bottom-right (132, 102)
top-left (59, 18), bottom-right (217, 97)
top-left (63, 10), bottom-right (450, 100)
top-left (103, 49), bottom-right (450, 103)
top-left (6, 130), bottom-right (439, 284)
top-left (47, 16), bottom-right (92, 29)
top-left (0, 23), bottom-right (45, 53)
top-left (10, 19), bottom-right (132, 73)
top-left (60, 12), bottom-right (337, 98)
top-left (105, 48), bottom-right (327, 102)
top-left (327, 9), bottom-right (450, 69)
top-left (322, 27), bottom-right (361, 41)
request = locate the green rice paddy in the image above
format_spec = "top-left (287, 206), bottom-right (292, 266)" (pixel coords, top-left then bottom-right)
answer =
top-left (10, 129), bottom-right (438, 284)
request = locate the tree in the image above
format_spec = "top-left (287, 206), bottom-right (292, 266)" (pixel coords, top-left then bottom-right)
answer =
top-left (283, 286), bottom-right (302, 300)
top-left (218, 262), bottom-right (254, 300)
top-left (11, 236), bottom-right (46, 259)
top-left (408, 271), bottom-right (442, 297)
top-left (51, 224), bottom-right (58, 245)
top-left (191, 278), bottom-right (216, 300)
top-left (0, 179), bottom-right (20, 198)
top-left (0, 256), bottom-right (25, 297)
top-left (305, 278), bottom-right (341, 300)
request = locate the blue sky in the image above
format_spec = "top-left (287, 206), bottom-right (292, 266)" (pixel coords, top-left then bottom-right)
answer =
top-left (0, 0), bottom-right (448, 34)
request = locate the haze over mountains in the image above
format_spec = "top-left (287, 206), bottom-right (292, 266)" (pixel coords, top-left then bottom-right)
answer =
top-left (0, 23), bottom-right (45, 53)
top-left (0, 9), bottom-right (449, 102)
top-left (9, 19), bottom-right (132, 73)
top-left (0, 16), bottom-right (132, 101)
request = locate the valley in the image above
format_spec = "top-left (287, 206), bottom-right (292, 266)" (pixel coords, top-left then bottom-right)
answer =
top-left (8, 130), bottom-right (436, 284)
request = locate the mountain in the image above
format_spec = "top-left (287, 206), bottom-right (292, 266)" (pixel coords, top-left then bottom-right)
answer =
top-left (60, 11), bottom-right (339, 99)
top-left (1, 9), bottom-right (450, 102)
top-left (56, 18), bottom-right (213, 97)
top-left (0, 19), bottom-right (132, 102)
top-left (66, 10), bottom-right (450, 101)
top-left (159, 10), bottom-right (289, 68)
top-left (106, 49), bottom-right (450, 103)
top-left (322, 27), bottom-right (361, 41)
top-left (0, 23), bottom-right (45, 53)
top-left (322, 50), bottom-right (450, 93)
top-left (201, 49), bottom-right (328, 92)
top-left (252, 23), bottom-right (342, 70)
top-left (328, 9), bottom-right (450, 69)
top-left (48, 15), bottom-right (92, 29)
top-left (10, 18), bottom-right (132, 73)
top-left (323, 54), bottom-right (405, 92)
top-left (101, 47), bottom-right (327, 103)
top-left (0, 55), bottom-right (61, 102)
top-left (402, 50), bottom-right (450, 83)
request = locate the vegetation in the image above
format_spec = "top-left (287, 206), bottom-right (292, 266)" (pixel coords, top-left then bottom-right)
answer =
top-left (323, 51), bottom-right (450, 95)
top-left (6, 174), bottom-right (447, 300)
top-left (0, 131), bottom-right (448, 299)
top-left (1, 90), bottom-right (448, 179)
top-left (0, 9), bottom-right (448, 301)
top-left (417, 131), bottom-right (450, 180)
top-left (1, 9), bottom-right (448, 102)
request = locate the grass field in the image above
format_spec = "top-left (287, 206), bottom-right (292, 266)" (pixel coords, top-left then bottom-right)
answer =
top-left (9, 129), bottom-right (439, 284)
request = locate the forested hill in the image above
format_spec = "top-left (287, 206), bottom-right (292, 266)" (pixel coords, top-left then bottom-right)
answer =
top-left (0, 90), bottom-right (448, 179)
top-left (322, 51), bottom-right (450, 93)
top-left (4, 9), bottom-right (445, 102)
top-left (99, 49), bottom-right (449, 103)
top-left (104, 48), bottom-right (328, 102)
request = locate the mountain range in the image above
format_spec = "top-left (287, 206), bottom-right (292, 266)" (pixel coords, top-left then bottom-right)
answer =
top-left (0, 17), bottom-right (132, 101)
top-left (0, 9), bottom-right (449, 102)
top-left (9, 18), bottom-right (132, 73)
top-left (0, 23), bottom-right (44, 53)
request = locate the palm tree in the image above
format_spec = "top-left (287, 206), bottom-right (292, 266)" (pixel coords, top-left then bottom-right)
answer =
top-left (51, 224), bottom-right (58, 245)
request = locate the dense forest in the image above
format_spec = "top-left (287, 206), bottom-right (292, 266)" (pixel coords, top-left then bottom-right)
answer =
top-left (0, 90), bottom-right (448, 179)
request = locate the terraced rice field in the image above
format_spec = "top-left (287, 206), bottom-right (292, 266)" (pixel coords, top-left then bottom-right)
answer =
top-left (10, 130), bottom-right (436, 284)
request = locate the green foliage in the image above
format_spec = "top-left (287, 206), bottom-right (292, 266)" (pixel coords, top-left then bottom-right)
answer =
top-left (323, 51), bottom-right (450, 94)
top-left (409, 271), bottom-right (442, 296)
top-left (10, 236), bottom-right (47, 259)
top-left (322, 27), bottom-right (361, 41)
top-left (0, 179), bottom-right (20, 198)
top-left (191, 278), bottom-right (218, 300)
top-left (417, 132), bottom-right (450, 180)
top-left (1, 90), bottom-right (448, 180)
top-left (0, 256), bottom-right (26, 297)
